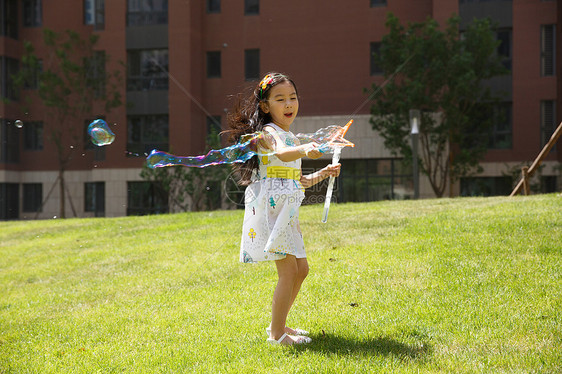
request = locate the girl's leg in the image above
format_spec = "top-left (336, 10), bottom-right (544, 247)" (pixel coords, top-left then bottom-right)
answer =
top-left (270, 255), bottom-right (298, 342)
top-left (288, 257), bottom-right (309, 313)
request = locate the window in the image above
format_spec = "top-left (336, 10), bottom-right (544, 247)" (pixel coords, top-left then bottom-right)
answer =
top-left (85, 51), bottom-right (106, 97)
top-left (370, 0), bottom-right (387, 7)
top-left (127, 49), bottom-right (169, 91)
top-left (1, 56), bottom-right (19, 101)
top-left (1, 0), bottom-right (18, 39)
top-left (23, 59), bottom-right (42, 90)
top-left (497, 28), bottom-right (512, 71)
top-left (24, 121), bottom-right (43, 150)
top-left (460, 177), bottom-right (513, 197)
top-left (127, 0), bottom-right (168, 26)
top-left (0, 119), bottom-right (20, 163)
top-left (23, 0), bottom-right (42, 27)
top-left (207, 51), bottom-right (221, 78)
top-left (540, 176), bottom-right (557, 193)
top-left (0, 183), bottom-right (19, 220)
top-left (85, 182), bottom-right (105, 216)
top-left (245, 49), bottom-right (260, 80)
top-left (23, 183), bottom-right (42, 212)
top-left (370, 42), bottom-right (383, 75)
top-left (541, 24), bottom-right (556, 76)
top-left (244, 0), bottom-right (259, 15)
top-left (488, 103), bottom-right (512, 149)
top-left (127, 114), bottom-right (169, 155)
top-left (84, 0), bottom-right (105, 30)
top-left (207, 115), bottom-right (222, 139)
top-left (460, 0), bottom-right (515, 3)
top-left (127, 181), bottom-right (168, 216)
top-left (207, 0), bottom-right (220, 13)
top-left (338, 158), bottom-right (413, 202)
top-left (541, 100), bottom-right (556, 149)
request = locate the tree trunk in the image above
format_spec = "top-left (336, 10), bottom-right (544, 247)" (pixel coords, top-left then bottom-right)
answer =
top-left (449, 148), bottom-right (454, 198)
top-left (59, 169), bottom-right (66, 218)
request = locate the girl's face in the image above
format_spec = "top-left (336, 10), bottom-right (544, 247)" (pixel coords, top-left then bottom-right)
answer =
top-left (261, 81), bottom-right (299, 130)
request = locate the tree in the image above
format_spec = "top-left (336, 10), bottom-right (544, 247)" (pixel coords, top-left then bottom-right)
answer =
top-left (13, 29), bottom-right (123, 217)
top-left (140, 129), bottom-right (233, 212)
top-left (369, 13), bottom-right (509, 197)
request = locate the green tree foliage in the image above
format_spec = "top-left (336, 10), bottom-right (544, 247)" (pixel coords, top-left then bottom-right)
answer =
top-left (12, 29), bottom-right (123, 217)
top-left (369, 13), bottom-right (508, 197)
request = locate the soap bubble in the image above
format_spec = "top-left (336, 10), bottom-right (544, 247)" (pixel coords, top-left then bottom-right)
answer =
top-left (88, 119), bottom-right (115, 146)
top-left (146, 132), bottom-right (264, 169)
top-left (15, 120), bottom-right (23, 128)
top-left (145, 122), bottom-right (355, 169)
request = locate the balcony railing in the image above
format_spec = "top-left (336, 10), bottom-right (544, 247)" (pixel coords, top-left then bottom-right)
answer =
top-left (127, 76), bottom-right (168, 91)
top-left (127, 11), bottom-right (168, 26)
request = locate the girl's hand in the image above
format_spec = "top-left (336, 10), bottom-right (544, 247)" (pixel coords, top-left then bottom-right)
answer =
top-left (323, 163), bottom-right (341, 178)
top-left (301, 143), bottom-right (323, 159)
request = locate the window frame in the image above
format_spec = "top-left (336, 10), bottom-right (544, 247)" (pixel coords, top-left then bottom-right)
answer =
top-left (84, 181), bottom-right (105, 216)
top-left (1, 0), bottom-right (19, 39)
top-left (488, 102), bottom-right (513, 150)
top-left (127, 49), bottom-right (169, 91)
top-left (23, 121), bottom-right (43, 151)
top-left (1, 56), bottom-right (20, 101)
top-left (127, 181), bottom-right (169, 216)
top-left (126, 0), bottom-right (168, 26)
top-left (540, 100), bottom-right (557, 150)
top-left (206, 51), bottom-right (221, 78)
top-left (370, 42), bottom-right (383, 76)
top-left (22, 183), bottom-right (42, 212)
top-left (540, 24), bottom-right (556, 77)
top-left (496, 28), bottom-right (512, 71)
top-left (206, 0), bottom-right (221, 13)
top-left (23, 0), bottom-right (42, 27)
top-left (370, 0), bottom-right (387, 7)
top-left (0, 183), bottom-right (19, 219)
top-left (0, 118), bottom-right (20, 163)
top-left (84, 0), bottom-right (105, 30)
top-left (244, 49), bottom-right (260, 81)
top-left (337, 158), bottom-right (414, 202)
top-left (126, 114), bottom-right (170, 155)
top-left (244, 0), bottom-right (259, 15)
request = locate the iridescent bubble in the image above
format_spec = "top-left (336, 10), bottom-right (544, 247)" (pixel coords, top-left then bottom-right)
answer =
top-left (15, 120), bottom-right (23, 128)
top-left (88, 119), bottom-right (115, 146)
top-left (295, 123), bottom-right (355, 150)
top-left (146, 132), bottom-right (270, 169)
top-left (146, 122), bottom-right (355, 169)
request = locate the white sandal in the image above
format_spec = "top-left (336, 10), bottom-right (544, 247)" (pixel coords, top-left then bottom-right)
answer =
top-left (267, 332), bottom-right (312, 345)
top-left (266, 327), bottom-right (309, 337)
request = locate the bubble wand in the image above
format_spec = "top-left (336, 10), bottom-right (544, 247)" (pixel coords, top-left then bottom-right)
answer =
top-left (321, 119), bottom-right (354, 223)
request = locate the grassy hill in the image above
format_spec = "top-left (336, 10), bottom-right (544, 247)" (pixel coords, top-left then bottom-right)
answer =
top-left (1, 195), bottom-right (561, 373)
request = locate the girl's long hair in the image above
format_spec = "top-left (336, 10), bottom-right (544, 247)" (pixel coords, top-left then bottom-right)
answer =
top-left (226, 72), bottom-right (298, 185)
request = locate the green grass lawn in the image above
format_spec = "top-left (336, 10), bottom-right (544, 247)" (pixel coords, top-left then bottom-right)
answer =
top-left (1, 194), bottom-right (561, 373)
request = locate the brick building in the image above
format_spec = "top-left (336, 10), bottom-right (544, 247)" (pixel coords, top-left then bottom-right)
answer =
top-left (0, 0), bottom-right (560, 219)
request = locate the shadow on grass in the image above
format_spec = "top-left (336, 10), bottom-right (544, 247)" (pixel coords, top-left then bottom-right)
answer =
top-left (293, 333), bottom-right (432, 360)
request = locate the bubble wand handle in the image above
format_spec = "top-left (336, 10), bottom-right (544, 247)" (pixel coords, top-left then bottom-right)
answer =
top-left (321, 147), bottom-right (342, 223)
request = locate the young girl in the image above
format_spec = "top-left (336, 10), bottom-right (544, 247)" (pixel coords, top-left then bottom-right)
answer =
top-left (228, 72), bottom-right (341, 346)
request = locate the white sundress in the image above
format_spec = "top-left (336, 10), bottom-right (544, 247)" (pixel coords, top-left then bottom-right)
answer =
top-left (239, 123), bottom-right (306, 263)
